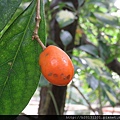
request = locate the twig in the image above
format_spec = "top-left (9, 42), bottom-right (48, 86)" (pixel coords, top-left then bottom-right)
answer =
top-left (32, 0), bottom-right (46, 50)
top-left (71, 84), bottom-right (96, 114)
top-left (98, 80), bottom-right (103, 115)
top-left (48, 90), bottom-right (59, 115)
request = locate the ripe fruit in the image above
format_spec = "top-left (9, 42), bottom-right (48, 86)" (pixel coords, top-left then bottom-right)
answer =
top-left (39, 45), bottom-right (74, 86)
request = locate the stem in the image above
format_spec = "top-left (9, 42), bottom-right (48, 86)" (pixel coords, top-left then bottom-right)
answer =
top-left (38, 85), bottom-right (52, 115)
top-left (72, 84), bottom-right (96, 114)
top-left (48, 90), bottom-right (59, 115)
top-left (98, 80), bottom-right (103, 115)
top-left (33, 34), bottom-right (46, 50)
top-left (32, 0), bottom-right (46, 50)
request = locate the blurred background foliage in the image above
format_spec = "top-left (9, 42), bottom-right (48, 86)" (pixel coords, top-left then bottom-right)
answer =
top-left (43, 0), bottom-right (120, 115)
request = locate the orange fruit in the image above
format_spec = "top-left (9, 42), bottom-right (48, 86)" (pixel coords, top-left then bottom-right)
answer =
top-left (39, 45), bottom-right (74, 86)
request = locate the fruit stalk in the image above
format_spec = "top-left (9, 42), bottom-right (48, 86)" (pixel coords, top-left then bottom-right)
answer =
top-left (32, 0), bottom-right (46, 50)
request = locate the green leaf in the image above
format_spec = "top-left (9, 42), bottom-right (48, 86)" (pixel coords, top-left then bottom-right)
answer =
top-left (56, 10), bottom-right (76, 28)
top-left (99, 70), bottom-right (112, 80)
top-left (88, 1), bottom-right (109, 8)
top-left (79, 44), bottom-right (98, 57)
top-left (60, 30), bottom-right (72, 46)
top-left (98, 40), bottom-right (111, 61)
top-left (0, 0), bottom-right (46, 115)
top-left (0, 0), bottom-right (22, 31)
top-left (87, 75), bottom-right (99, 90)
top-left (99, 70), bottom-right (118, 87)
top-left (105, 90), bottom-right (117, 103)
top-left (64, 2), bottom-right (75, 9)
top-left (94, 12), bottom-right (119, 26)
top-left (78, 0), bottom-right (84, 7)
top-left (83, 57), bottom-right (104, 74)
top-left (100, 82), bottom-right (117, 106)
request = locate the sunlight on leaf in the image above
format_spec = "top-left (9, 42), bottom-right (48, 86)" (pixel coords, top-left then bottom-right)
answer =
top-left (105, 90), bottom-right (117, 104)
top-left (56, 10), bottom-right (76, 28)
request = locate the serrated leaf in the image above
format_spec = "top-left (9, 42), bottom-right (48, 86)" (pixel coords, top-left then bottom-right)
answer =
top-left (79, 44), bottom-right (98, 57)
top-left (0, 0), bottom-right (22, 31)
top-left (56, 10), bottom-right (76, 28)
top-left (60, 30), bottom-right (72, 46)
top-left (0, 0), bottom-right (46, 115)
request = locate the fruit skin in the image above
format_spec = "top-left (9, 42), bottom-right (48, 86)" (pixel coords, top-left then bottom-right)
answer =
top-left (39, 45), bottom-right (74, 86)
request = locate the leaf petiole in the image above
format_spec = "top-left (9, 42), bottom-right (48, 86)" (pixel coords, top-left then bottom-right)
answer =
top-left (32, 0), bottom-right (46, 50)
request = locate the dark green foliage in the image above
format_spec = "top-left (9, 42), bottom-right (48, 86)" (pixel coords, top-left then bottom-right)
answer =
top-left (0, 0), bottom-right (22, 31)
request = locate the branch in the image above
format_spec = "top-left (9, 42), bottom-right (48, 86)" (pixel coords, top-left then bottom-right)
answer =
top-left (32, 0), bottom-right (46, 50)
top-left (106, 59), bottom-right (120, 76)
top-left (71, 84), bottom-right (96, 114)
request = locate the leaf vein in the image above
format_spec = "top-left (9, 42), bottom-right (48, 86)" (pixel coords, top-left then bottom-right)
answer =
top-left (0, 3), bottom-right (36, 99)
